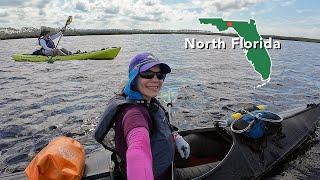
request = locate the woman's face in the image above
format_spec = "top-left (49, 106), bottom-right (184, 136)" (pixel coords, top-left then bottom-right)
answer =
top-left (137, 65), bottom-right (164, 101)
top-left (44, 32), bottom-right (50, 39)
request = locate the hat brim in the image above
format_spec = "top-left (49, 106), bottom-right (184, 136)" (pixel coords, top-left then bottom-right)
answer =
top-left (140, 62), bottom-right (171, 74)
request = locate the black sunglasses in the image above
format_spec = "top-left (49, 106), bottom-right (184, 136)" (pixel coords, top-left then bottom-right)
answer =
top-left (139, 70), bottom-right (166, 80)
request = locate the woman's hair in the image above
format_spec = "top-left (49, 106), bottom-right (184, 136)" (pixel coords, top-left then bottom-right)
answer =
top-left (38, 30), bottom-right (50, 39)
top-left (115, 79), bottom-right (141, 96)
top-left (115, 80), bottom-right (127, 96)
top-left (38, 30), bottom-right (50, 45)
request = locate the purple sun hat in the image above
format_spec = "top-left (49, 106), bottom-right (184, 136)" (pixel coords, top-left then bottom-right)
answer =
top-left (128, 52), bottom-right (171, 74)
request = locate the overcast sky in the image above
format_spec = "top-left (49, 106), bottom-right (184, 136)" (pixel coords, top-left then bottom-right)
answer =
top-left (0, 0), bottom-right (319, 38)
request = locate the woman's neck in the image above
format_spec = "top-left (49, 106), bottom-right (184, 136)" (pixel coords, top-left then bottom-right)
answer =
top-left (143, 96), bottom-right (151, 103)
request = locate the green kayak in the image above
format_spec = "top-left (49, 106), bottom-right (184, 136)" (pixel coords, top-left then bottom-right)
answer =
top-left (12, 47), bottom-right (121, 62)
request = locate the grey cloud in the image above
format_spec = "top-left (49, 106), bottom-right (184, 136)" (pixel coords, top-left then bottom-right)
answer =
top-left (127, 4), bottom-right (168, 22)
top-left (103, 14), bottom-right (117, 18)
top-left (186, 8), bottom-right (203, 13)
top-left (38, 9), bottom-right (46, 16)
top-left (150, 11), bottom-right (163, 16)
top-left (145, 0), bottom-right (158, 6)
top-left (14, 9), bottom-right (27, 20)
top-left (213, 1), bottom-right (257, 11)
top-left (96, 14), bottom-right (117, 22)
top-left (197, 0), bottom-right (263, 11)
top-left (130, 14), bottom-right (167, 22)
top-left (0, 0), bottom-right (26, 7)
top-left (53, 20), bottom-right (62, 26)
top-left (35, 0), bottom-right (51, 9)
top-left (74, 14), bottom-right (84, 20)
top-left (0, 18), bottom-right (9, 23)
top-left (104, 6), bottom-right (119, 14)
top-left (4, 0), bottom-right (52, 10)
top-left (131, 0), bottom-right (160, 6)
top-left (75, 2), bottom-right (89, 12)
top-left (0, 11), bottom-right (9, 17)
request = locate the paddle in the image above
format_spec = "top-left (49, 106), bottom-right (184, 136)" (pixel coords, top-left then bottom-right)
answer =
top-left (56, 16), bottom-right (72, 48)
top-left (166, 91), bottom-right (174, 121)
top-left (161, 90), bottom-right (187, 128)
top-left (163, 91), bottom-right (175, 180)
top-left (47, 16), bottom-right (72, 63)
top-left (163, 91), bottom-right (188, 180)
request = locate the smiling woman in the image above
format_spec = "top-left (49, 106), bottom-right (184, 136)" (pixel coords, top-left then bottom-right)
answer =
top-left (124, 53), bottom-right (170, 102)
top-left (136, 66), bottom-right (165, 101)
top-left (94, 52), bottom-right (191, 179)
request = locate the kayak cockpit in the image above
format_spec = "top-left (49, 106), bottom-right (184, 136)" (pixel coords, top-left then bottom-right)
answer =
top-left (175, 127), bottom-right (233, 180)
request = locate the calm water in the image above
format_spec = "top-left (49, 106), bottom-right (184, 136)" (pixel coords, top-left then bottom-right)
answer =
top-left (0, 34), bottom-right (320, 178)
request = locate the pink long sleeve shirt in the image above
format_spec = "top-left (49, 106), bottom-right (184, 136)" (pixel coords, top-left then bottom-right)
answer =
top-left (115, 104), bottom-right (154, 179)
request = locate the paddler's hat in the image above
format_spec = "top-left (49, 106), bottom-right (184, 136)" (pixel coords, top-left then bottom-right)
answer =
top-left (129, 52), bottom-right (171, 74)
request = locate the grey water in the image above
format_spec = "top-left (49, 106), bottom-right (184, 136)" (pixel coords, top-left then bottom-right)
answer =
top-left (0, 34), bottom-right (320, 179)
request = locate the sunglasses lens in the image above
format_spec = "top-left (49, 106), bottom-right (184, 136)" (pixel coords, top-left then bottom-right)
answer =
top-left (139, 71), bottom-right (154, 79)
top-left (139, 71), bottom-right (166, 80)
top-left (156, 73), bottom-right (166, 80)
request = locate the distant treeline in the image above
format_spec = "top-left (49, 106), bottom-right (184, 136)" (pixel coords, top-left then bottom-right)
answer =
top-left (0, 27), bottom-right (319, 43)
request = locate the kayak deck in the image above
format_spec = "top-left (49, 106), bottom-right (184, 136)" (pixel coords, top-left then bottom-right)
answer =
top-left (1, 103), bottom-right (319, 179)
top-left (12, 47), bottom-right (121, 62)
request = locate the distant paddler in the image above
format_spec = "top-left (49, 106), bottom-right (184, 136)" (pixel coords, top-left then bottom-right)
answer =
top-left (37, 16), bottom-right (73, 56)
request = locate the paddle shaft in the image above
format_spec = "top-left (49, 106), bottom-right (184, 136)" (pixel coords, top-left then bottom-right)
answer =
top-left (48, 16), bottom-right (72, 63)
top-left (166, 92), bottom-right (174, 180)
top-left (55, 24), bottom-right (67, 48)
top-left (56, 16), bottom-right (72, 49)
top-left (167, 104), bottom-right (173, 121)
top-left (48, 28), bottom-right (65, 63)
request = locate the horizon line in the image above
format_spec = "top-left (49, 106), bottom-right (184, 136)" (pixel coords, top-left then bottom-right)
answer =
top-left (0, 28), bottom-right (319, 43)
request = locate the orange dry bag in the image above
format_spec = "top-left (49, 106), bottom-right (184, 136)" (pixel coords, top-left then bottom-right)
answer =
top-left (25, 136), bottom-right (85, 180)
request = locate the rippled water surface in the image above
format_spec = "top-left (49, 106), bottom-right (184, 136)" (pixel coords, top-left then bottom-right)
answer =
top-left (0, 34), bottom-right (320, 178)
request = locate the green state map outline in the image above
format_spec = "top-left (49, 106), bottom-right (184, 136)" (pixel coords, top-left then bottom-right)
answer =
top-left (199, 18), bottom-right (272, 83)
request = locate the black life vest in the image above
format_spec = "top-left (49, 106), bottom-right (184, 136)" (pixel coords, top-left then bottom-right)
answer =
top-left (94, 95), bottom-right (176, 177)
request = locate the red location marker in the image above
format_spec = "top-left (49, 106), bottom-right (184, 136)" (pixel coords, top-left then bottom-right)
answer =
top-left (227, 21), bottom-right (233, 27)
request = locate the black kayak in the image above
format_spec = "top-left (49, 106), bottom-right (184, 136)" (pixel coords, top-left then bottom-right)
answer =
top-left (1, 103), bottom-right (319, 180)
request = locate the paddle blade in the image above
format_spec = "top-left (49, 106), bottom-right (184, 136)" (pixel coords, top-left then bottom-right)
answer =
top-left (160, 90), bottom-right (177, 105)
top-left (66, 16), bottom-right (72, 25)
